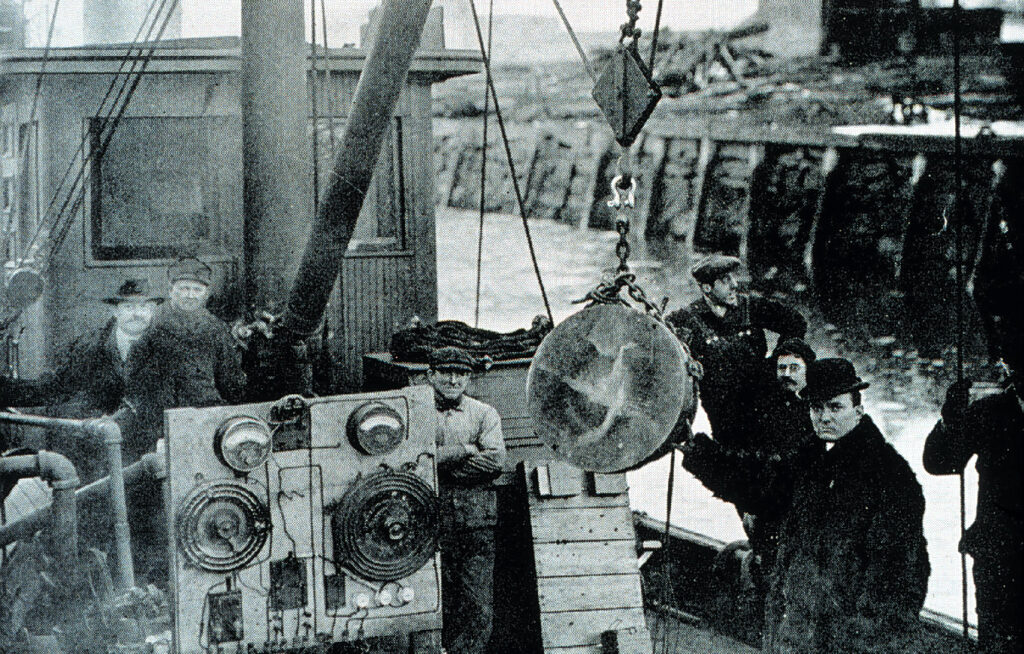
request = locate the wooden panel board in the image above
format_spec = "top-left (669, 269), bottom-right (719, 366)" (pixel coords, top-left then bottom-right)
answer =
top-left (530, 505), bottom-right (635, 543)
top-left (533, 540), bottom-right (639, 577)
top-left (528, 489), bottom-right (629, 510)
top-left (539, 608), bottom-right (648, 649)
top-left (537, 573), bottom-right (644, 613)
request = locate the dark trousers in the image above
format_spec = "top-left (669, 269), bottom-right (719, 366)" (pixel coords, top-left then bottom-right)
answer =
top-left (975, 556), bottom-right (1024, 653)
top-left (441, 527), bottom-right (496, 654)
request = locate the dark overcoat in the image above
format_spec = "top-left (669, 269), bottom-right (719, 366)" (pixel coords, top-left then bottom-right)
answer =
top-left (51, 318), bottom-right (131, 416)
top-left (126, 306), bottom-right (246, 463)
top-left (764, 415), bottom-right (930, 654)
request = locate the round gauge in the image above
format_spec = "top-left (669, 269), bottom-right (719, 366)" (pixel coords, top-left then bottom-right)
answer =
top-left (215, 416), bottom-right (273, 472)
top-left (176, 481), bottom-right (271, 572)
top-left (347, 402), bottom-right (406, 455)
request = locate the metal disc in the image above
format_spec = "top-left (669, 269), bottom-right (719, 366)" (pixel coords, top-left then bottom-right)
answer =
top-left (527, 303), bottom-right (691, 472)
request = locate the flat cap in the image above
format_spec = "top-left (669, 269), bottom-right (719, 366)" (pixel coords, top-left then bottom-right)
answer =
top-left (169, 256), bottom-right (213, 286)
top-left (428, 346), bottom-right (475, 373)
top-left (691, 254), bottom-right (743, 285)
top-left (772, 337), bottom-right (816, 364)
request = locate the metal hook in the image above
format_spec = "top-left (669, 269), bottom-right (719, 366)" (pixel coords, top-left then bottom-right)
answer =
top-left (607, 175), bottom-right (638, 209)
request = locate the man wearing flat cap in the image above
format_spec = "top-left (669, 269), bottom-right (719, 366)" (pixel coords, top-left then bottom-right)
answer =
top-left (427, 346), bottom-right (506, 654)
top-left (667, 254), bottom-right (807, 450)
top-left (763, 358), bottom-right (930, 654)
top-left (42, 279), bottom-right (162, 481)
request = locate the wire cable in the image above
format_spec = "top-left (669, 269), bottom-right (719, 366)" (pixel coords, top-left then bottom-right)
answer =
top-left (659, 447), bottom-right (677, 654)
top-left (467, 0), bottom-right (554, 325)
top-left (310, 0), bottom-right (321, 219)
top-left (473, 0), bottom-right (494, 328)
top-left (550, 0), bottom-right (597, 84)
top-left (648, 0), bottom-right (666, 73)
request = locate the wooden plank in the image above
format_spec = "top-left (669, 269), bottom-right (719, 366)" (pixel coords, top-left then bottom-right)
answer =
top-left (538, 573), bottom-right (643, 613)
top-left (528, 490), bottom-right (629, 510)
top-left (544, 623), bottom-right (652, 654)
top-left (539, 607), bottom-right (648, 648)
top-left (529, 505), bottom-right (635, 543)
top-left (533, 540), bottom-right (639, 577)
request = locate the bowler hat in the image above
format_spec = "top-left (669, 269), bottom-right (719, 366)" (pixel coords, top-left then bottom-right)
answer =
top-left (428, 346), bottom-right (475, 373)
top-left (103, 279), bottom-right (164, 305)
top-left (691, 254), bottom-right (743, 285)
top-left (772, 337), bottom-right (816, 364)
top-left (169, 256), bottom-right (213, 286)
top-left (800, 358), bottom-right (870, 402)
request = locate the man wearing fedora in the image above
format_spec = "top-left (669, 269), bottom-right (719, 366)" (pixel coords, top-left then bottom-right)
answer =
top-left (41, 279), bottom-right (162, 481)
top-left (667, 254), bottom-right (806, 450)
top-left (763, 358), bottom-right (930, 654)
top-left (427, 346), bottom-right (506, 654)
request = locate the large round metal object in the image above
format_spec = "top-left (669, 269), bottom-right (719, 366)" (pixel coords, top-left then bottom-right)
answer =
top-left (332, 470), bottom-right (439, 582)
top-left (176, 481), bottom-right (271, 572)
top-left (527, 303), bottom-right (690, 472)
top-left (4, 268), bottom-right (44, 310)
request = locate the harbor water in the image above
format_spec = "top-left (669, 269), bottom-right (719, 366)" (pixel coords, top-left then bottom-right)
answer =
top-left (436, 206), bottom-right (979, 626)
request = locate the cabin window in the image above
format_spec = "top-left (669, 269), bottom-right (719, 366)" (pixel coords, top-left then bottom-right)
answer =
top-left (89, 116), bottom-right (240, 261)
top-left (312, 115), bottom-right (408, 254)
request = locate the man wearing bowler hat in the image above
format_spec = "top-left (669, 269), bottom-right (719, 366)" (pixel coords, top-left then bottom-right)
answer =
top-left (763, 358), bottom-right (930, 654)
top-left (667, 254), bottom-right (806, 450)
top-left (427, 346), bottom-right (506, 654)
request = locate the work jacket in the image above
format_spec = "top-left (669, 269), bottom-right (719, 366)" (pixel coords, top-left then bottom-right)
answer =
top-left (764, 415), bottom-right (930, 654)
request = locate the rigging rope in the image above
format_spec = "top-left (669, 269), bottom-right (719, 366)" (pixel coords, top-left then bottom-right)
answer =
top-left (319, 0), bottom-right (336, 164)
top-left (473, 0), bottom-right (494, 328)
top-left (467, 0), bottom-right (554, 325)
top-left (310, 0), bottom-right (321, 219)
top-left (951, 0), bottom-right (970, 645)
top-left (550, 0), bottom-right (597, 84)
top-left (648, 0), bottom-right (665, 73)
top-left (659, 447), bottom-right (677, 654)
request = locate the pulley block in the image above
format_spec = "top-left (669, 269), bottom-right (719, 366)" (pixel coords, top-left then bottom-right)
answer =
top-left (176, 481), bottom-right (271, 572)
top-left (331, 469), bottom-right (439, 582)
top-left (527, 303), bottom-right (691, 472)
top-left (592, 44), bottom-right (662, 148)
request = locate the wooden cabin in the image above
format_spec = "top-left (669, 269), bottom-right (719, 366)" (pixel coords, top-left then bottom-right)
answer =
top-left (0, 32), bottom-right (479, 388)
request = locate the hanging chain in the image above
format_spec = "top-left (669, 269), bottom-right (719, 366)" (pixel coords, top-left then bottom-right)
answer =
top-left (619, 0), bottom-right (643, 46)
top-left (574, 152), bottom-right (669, 323)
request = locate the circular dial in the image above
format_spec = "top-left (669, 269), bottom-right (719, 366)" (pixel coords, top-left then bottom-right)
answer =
top-left (347, 402), bottom-right (406, 455)
top-left (332, 470), bottom-right (438, 582)
top-left (215, 416), bottom-right (273, 472)
top-left (176, 481), bottom-right (270, 572)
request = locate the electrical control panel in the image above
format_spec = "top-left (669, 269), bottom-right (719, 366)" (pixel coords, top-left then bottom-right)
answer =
top-left (164, 386), bottom-right (440, 653)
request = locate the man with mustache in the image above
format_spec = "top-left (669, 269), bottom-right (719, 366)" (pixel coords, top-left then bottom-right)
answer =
top-left (763, 358), bottom-right (929, 654)
top-left (667, 254), bottom-right (806, 450)
top-left (427, 346), bottom-right (506, 654)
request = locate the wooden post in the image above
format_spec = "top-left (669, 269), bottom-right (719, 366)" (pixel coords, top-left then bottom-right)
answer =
top-left (682, 137), bottom-right (717, 258)
top-left (736, 143), bottom-right (766, 262)
top-left (631, 134), bottom-right (668, 263)
top-left (803, 146), bottom-right (841, 284)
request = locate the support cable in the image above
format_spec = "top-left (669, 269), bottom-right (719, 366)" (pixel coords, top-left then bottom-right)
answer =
top-left (952, 0), bottom-right (970, 645)
top-left (550, 0), bottom-right (597, 84)
top-left (659, 447), bottom-right (677, 654)
top-left (473, 0), bottom-right (494, 328)
top-left (320, 0), bottom-right (336, 164)
top-left (468, 0), bottom-right (554, 325)
top-left (648, 0), bottom-right (666, 73)
top-left (18, 0), bottom-right (169, 266)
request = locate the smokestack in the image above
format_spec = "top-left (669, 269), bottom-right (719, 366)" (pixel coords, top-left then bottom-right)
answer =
top-left (83, 0), bottom-right (182, 45)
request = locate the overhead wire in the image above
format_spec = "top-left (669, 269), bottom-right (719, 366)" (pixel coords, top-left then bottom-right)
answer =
top-left (467, 0), bottom-right (554, 325)
top-left (473, 0), bottom-right (494, 328)
top-left (550, 0), bottom-right (597, 84)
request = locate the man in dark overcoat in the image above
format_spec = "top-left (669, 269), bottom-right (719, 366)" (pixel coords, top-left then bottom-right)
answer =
top-left (126, 257), bottom-right (246, 463)
top-left (46, 279), bottom-right (161, 481)
top-left (667, 254), bottom-right (806, 449)
top-left (428, 346), bottom-right (506, 654)
top-left (924, 375), bottom-right (1023, 653)
top-left (764, 358), bottom-right (930, 654)
top-left (683, 338), bottom-right (822, 586)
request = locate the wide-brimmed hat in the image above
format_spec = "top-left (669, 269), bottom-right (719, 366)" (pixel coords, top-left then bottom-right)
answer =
top-left (102, 279), bottom-right (164, 305)
top-left (428, 346), bottom-right (475, 373)
top-left (691, 254), bottom-right (743, 285)
top-left (800, 358), bottom-right (870, 402)
top-left (169, 256), bottom-right (213, 286)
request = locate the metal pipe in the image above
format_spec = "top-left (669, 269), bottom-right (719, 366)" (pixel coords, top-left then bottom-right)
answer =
top-left (278, 0), bottom-right (434, 339)
top-left (0, 453), bottom-right (161, 548)
top-left (0, 410), bottom-right (135, 589)
top-left (0, 450), bottom-right (79, 587)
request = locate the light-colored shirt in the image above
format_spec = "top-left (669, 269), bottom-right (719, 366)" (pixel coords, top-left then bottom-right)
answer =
top-left (435, 394), bottom-right (506, 482)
